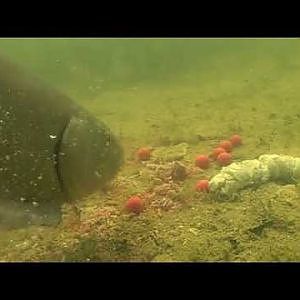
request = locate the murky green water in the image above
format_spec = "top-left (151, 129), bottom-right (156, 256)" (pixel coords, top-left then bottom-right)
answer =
top-left (0, 39), bottom-right (299, 261)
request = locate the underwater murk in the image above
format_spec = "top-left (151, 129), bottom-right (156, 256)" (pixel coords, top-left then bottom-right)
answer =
top-left (0, 38), bottom-right (299, 262)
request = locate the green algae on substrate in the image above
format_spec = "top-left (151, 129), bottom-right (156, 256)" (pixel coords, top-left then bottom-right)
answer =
top-left (74, 182), bottom-right (300, 261)
top-left (0, 180), bottom-right (299, 262)
top-left (1, 126), bottom-right (300, 261)
top-left (151, 183), bottom-right (300, 262)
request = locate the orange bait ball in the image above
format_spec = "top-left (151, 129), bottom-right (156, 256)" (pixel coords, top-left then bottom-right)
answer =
top-left (195, 180), bottom-right (210, 192)
top-left (230, 135), bottom-right (242, 147)
top-left (125, 196), bottom-right (144, 214)
top-left (210, 147), bottom-right (226, 160)
top-left (217, 152), bottom-right (232, 166)
top-left (137, 147), bottom-right (151, 161)
top-left (195, 155), bottom-right (210, 169)
top-left (218, 140), bottom-right (233, 152)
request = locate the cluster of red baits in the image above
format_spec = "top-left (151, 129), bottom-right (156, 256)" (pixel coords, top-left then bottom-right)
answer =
top-left (194, 134), bottom-right (242, 193)
top-left (124, 134), bottom-right (242, 215)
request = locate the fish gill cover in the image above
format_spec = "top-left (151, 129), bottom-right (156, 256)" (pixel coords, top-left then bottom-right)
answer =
top-left (0, 54), bottom-right (123, 228)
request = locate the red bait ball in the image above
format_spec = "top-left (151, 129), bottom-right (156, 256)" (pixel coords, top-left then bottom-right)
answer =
top-left (218, 140), bottom-right (233, 152)
top-left (230, 135), bottom-right (242, 147)
top-left (137, 147), bottom-right (151, 161)
top-left (195, 180), bottom-right (209, 192)
top-left (210, 147), bottom-right (226, 160)
top-left (125, 196), bottom-right (144, 214)
top-left (217, 152), bottom-right (232, 166)
top-left (195, 155), bottom-right (210, 169)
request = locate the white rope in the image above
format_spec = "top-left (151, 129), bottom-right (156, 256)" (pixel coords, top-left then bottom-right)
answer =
top-left (209, 154), bottom-right (300, 199)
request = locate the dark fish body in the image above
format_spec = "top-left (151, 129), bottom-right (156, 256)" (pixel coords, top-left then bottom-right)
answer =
top-left (0, 56), bottom-right (123, 227)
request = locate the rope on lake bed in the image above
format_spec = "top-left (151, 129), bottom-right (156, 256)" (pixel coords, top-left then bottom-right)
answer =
top-left (209, 154), bottom-right (300, 199)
